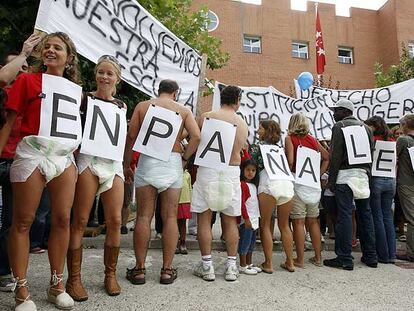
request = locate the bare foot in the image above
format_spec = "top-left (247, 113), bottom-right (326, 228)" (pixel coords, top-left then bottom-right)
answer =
top-left (293, 258), bottom-right (304, 268)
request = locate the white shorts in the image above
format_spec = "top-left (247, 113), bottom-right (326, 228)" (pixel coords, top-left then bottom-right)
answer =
top-left (10, 136), bottom-right (77, 184)
top-left (134, 153), bottom-right (183, 193)
top-left (77, 154), bottom-right (124, 195)
top-left (191, 166), bottom-right (241, 217)
top-left (258, 170), bottom-right (294, 206)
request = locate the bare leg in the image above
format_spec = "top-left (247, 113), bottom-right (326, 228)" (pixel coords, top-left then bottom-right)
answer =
top-left (246, 253), bottom-right (253, 266)
top-left (277, 200), bottom-right (294, 270)
top-left (101, 176), bottom-right (124, 247)
top-left (159, 188), bottom-right (180, 273)
top-left (307, 217), bottom-right (322, 263)
top-left (47, 165), bottom-right (77, 291)
top-left (69, 169), bottom-right (99, 250)
top-left (177, 219), bottom-right (187, 244)
top-left (292, 218), bottom-right (305, 267)
top-left (240, 254), bottom-right (247, 267)
top-left (121, 182), bottom-right (132, 226)
top-left (9, 169), bottom-right (45, 302)
top-left (258, 193), bottom-right (276, 271)
top-left (197, 210), bottom-right (213, 256)
top-left (221, 214), bottom-right (239, 257)
top-left (133, 186), bottom-right (157, 272)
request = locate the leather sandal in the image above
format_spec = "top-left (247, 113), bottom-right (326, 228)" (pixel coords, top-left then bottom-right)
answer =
top-left (126, 267), bottom-right (146, 285)
top-left (159, 268), bottom-right (177, 285)
top-left (14, 278), bottom-right (37, 311)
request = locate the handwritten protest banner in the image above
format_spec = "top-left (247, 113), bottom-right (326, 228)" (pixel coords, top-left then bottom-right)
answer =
top-left (295, 79), bottom-right (414, 123)
top-left (213, 82), bottom-right (335, 144)
top-left (35, 0), bottom-right (202, 113)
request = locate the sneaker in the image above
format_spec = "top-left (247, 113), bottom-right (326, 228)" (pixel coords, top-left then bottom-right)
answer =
top-left (323, 258), bottom-right (354, 271)
top-left (120, 225), bottom-right (128, 235)
top-left (248, 264), bottom-right (262, 273)
top-left (305, 232), bottom-right (311, 243)
top-left (320, 234), bottom-right (325, 243)
top-left (225, 265), bottom-right (239, 282)
top-left (352, 239), bottom-right (360, 248)
top-left (30, 247), bottom-right (46, 254)
top-left (0, 275), bottom-right (16, 292)
top-left (155, 233), bottom-right (162, 239)
top-left (193, 262), bottom-right (215, 282)
top-left (239, 266), bottom-right (257, 275)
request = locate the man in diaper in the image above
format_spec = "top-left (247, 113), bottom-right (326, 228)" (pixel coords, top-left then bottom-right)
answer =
top-left (123, 79), bottom-right (200, 284)
top-left (191, 85), bottom-right (248, 282)
top-left (324, 99), bottom-right (377, 270)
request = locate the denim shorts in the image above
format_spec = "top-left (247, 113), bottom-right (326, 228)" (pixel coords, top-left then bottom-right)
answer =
top-left (238, 224), bottom-right (257, 255)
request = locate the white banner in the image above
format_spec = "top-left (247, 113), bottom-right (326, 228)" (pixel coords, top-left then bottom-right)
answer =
top-left (408, 146), bottom-right (414, 171)
top-left (260, 145), bottom-right (294, 181)
top-left (35, 0), bottom-right (201, 113)
top-left (371, 140), bottom-right (396, 178)
top-left (39, 74), bottom-right (82, 148)
top-left (80, 97), bottom-right (127, 161)
top-left (342, 125), bottom-right (372, 165)
top-left (133, 105), bottom-right (182, 161)
top-left (213, 82), bottom-right (334, 144)
top-left (295, 146), bottom-right (321, 189)
top-left (194, 118), bottom-right (236, 169)
top-left (295, 79), bottom-right (414, 123)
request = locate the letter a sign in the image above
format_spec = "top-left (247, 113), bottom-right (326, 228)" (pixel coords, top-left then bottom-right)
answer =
top-left (194, 118), bottom-right (236, 169)
top-left (133, 105), bottom-right (182, 161)
top-left (342, 125), bottom-right (372, 165)
top-left (295, 146), bottom-right (321, 189)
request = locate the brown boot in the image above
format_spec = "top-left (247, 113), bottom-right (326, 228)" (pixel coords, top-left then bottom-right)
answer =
top-left (66, 246), bottom-right (88, 301)
top-left (104, 245), bottom-right (121, 296)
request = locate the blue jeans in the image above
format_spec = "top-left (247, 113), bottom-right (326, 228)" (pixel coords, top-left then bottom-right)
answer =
top-left (370, 177), bottom-right (396, 262)
top-left (0, 160), bottom-right (13, 276)
top-left (335, 184), bottom-right (377, 266)
top-left (238, 224), bottom-right (257, 255)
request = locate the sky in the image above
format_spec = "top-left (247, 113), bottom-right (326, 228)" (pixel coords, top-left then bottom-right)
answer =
top-left (241, 0), bottom-right (389, 16)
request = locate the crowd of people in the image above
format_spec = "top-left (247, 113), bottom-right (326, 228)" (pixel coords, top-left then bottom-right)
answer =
top-left (0, 32), bottom-right (413, 311)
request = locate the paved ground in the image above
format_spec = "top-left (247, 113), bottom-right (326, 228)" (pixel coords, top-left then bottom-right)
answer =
top-left (1, 248), bottom-right (413, 311)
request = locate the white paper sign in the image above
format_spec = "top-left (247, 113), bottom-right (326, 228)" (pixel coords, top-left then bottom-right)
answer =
top-left (35, 0), bottom-right (201, 114)
top-left (133, 105), bottom-right (182, 161)
top-left (295, 146), bottom-right (321, 189)
top-left (371, 140), bottom-right (396, 178)
top-left (260, 145), bottom-right (294, 181)
top-left (194, 118), bottom-right (237, 169)
top-left (408, 146), bottom-right (414, 171)
top-left (342, 125), bottom-right (372, 165)
top-left (38, 74), bottom-right (82, 148)
top-left (213, 82), bottom-right (335, 144)
top-left (80, 97), bottom-right (127, 161)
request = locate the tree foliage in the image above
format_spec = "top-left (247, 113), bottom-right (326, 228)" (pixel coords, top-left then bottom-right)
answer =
top-left (374, 43), bottom-right (414, 87)
top-left (0, 0), bottom-right (229, 115)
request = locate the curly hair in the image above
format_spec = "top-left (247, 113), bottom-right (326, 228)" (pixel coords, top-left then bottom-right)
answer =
top-left (32, 32), bottom-right (80, 84)
top-left (288, 113), bottom-right (310, 137)
top-left (365, 116), bottom-right (392, 141)
top-left (260, 120), bottom-right (281, 144)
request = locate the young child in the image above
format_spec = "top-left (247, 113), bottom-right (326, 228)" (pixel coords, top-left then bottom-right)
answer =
top-left (239, 159), bottom-right (262, 275)
top-left (176, 169), bottom-right (192, 254)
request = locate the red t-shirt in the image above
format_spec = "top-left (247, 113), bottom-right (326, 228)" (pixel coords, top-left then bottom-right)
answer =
top-left (5, 73), bottom-right (43, 140)
top-left (289, 133), bottom-right (319, 173)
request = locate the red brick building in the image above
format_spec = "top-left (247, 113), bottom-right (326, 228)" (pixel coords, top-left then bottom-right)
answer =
top-left (192, 0), bottom-right (414, 109)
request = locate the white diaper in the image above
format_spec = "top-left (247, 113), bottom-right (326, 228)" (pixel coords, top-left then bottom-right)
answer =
top-left (10, 136), bottom-right (77, 183)
top-left (336, 168), bottom-right (370, 200)
top-left (295, 183), bottom-right (321, 205)
top-left (77, 153), bottom-right (124, 195)
top-left (258, 170), bottom-right (294, 205)
top-left (134, 153), bottom-right (183, 193)
top-left (191, 166), bottom-right (241, 216)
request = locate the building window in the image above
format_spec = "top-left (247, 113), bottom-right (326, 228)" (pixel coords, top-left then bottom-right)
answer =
top-left (292, 42), bottom-right (309, 59)
top-left (338, 47), bottom-right (354, 64)
top-left (205, 10), bottom-right (219, 32)
top-left (243, 36), bottom-right (261, 53)
top-left (408, 43), bottom-right (414, 58)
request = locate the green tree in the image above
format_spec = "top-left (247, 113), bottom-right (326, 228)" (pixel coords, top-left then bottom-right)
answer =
top-left (374, 43), bottom-right (414, 87)
top-left (0, 0), bottom-right (229, 115)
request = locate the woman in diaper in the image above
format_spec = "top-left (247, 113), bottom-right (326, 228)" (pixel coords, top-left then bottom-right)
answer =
top-left (0, 32), bottom-right (80, 311)
top-left (249, 120), bottom-right (295, 273)
top-left (67, 55), bottom-right (126, 301)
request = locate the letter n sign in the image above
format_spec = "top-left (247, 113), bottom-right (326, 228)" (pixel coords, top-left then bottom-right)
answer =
top-left (342, 125), bottom-right (372, 165)
top-left (133, 105), bottom-right (183, 161)
top-left (259, 145), bottom-right (294, 181)
top-left (38, 74), bottom-right (82, 149)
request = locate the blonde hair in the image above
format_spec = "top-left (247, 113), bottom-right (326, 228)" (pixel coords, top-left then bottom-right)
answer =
top-left (32, 32), bottom-right (80, 84)
top-left (95, 55), bottom-right (122, 96)
top-left (288, 113), bottom-right (310, 137)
